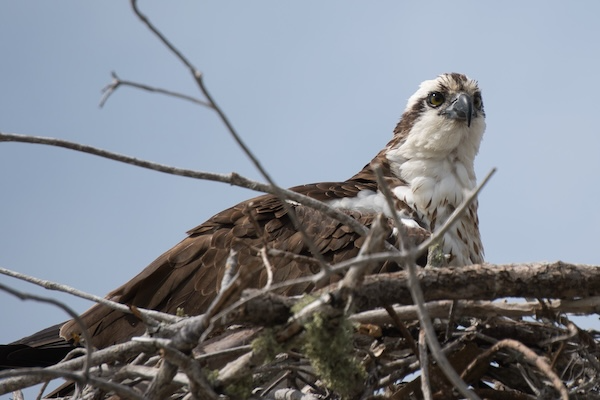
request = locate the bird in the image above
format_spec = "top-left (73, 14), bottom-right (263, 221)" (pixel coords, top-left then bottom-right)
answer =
top-left (0, 72), bottom-right (485, 370)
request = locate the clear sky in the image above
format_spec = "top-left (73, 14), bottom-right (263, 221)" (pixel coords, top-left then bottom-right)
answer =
top-left (1, 1), bottom-right (600, 396)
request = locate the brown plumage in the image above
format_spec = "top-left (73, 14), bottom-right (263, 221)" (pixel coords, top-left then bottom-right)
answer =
top-left (60, 180), bottom-right (427, 349)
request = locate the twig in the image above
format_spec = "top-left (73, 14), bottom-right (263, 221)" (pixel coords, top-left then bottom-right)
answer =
top-left (109, 364), bottom-right (188, 387)
top-left (260, 371), bottom-right (292, 397)
top-left (143, 280), bottom-right (230, 396)
top-left (0, 282), bottom-right (93, 382)
top-left (384, 305), bottom-right (419, 359)
top-left (0, 266), bottom-right (179, 323)
top-left (445, 300), bottom-right (459, 342)
top-left (461, 339), bottom-right (568, 400)
top-left (405, 261), bottom-right (479, 399)
top-left (0, 340), bottom-right (153, 395)
top-left (539, 321), bottom-right (578, 347)
top-left (418, 329), bottom-right (432, 400)
top-left (36, 382), bottom-right (48, 400)
top-left (99, 71), bottom-right (211, 108)
top-left (195, 345), bottom-right (252, 361)
top-left (220, 249), bottom-right (240, 292)
top-left (0, 132), bottom-right (369, 239)
top-left (271, 388), bottom-right (320, 400)
top-left (144, 360), bottom-right (179, 400)
top-left (351, 299), bottom-right (595, 324)
top-left (137, 337), bottom-right (218, 400)
top-left (130, 0), bottom-right (196, 76)
top-left (341, 214), bottom-right (389, 289)
top-left (373, 164), bottom-right (483, 400)
top-left (260, 247), bottom-right (275, 289)
top-left (128, 0), bottom-right (334, 276)
top-left (215, 351), bottom-right (255, 389)
top-left (415, 168), bottom-right (496, 257)
top-left (159, 345), bottom-right (219, 400)
top-left (372, 164), bottom-right (410, 253)
top-left (0, 368), bottom-right (144, 400)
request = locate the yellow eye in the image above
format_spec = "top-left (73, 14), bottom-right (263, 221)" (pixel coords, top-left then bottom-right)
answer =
top-left (427, 92), bottom-right (445, 107)
top-left (473, 93), bottom-right (483, 110)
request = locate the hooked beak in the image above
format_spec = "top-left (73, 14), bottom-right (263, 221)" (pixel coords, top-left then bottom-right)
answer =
top-left (443, 93), bottom-right (474, 127)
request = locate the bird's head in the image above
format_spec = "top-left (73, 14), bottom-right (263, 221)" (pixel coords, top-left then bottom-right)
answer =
top-left (390, 73), bottom-right (486, 162)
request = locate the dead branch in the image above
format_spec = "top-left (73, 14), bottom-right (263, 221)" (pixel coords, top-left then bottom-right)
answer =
top-left (352, 297), bottom-right (600, 324)
top-left (0, 340), bottom-right (153, 394)
top-left (373, 164), bottom-right (496, 400)
top-left (99, 71), bottom-right (211, 108)
top-left (227, 262), bottom-right (600, 325)
top-left (0, 132), bottom-right (369, 240)
top-left (461, 339), bottom-right (569, 400)
top-left (0, 266), bottom-right (180, 324)
top-left (0, 282), bottom-right (93, 379)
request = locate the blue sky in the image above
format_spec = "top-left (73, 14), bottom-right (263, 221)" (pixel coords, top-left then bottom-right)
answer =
top-left (1, 1), bottom-right (600, 395)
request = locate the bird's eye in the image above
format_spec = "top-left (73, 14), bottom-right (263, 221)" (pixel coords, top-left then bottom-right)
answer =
top-left (473, 93), bottom-right (483, 110)
top-left (427, 92), bottom-right (445, 107)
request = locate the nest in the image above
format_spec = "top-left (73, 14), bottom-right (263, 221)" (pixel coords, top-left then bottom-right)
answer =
top-left (3, 262), bottom-right (600, 400)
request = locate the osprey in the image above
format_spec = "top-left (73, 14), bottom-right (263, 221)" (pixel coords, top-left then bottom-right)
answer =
top-left (1, 72), bottom-right (485, 368)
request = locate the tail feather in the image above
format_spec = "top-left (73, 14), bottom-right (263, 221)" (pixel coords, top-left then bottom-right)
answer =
top-left (0, 323), bottom-right (74, 369)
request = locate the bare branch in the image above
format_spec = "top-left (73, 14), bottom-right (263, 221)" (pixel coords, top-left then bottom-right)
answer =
top-left (352, 298), bottom-right (600, 325)
top-left (260, 247), bottom-right (275, 289)
top-left (415, 167), bottom-right (496, 256)
top-left (0, 368), bottom-right (144, 400)
top-left (99, 71), bottom-right (211, 108)
top-left (462, 339), bottom-right (568, 400)
top-left (160, 345), bottom-right (218, 400)
top-left (384, 304), bottom-right (419, 358)
top-left (373, 163), bottom-right (481, 400)
top-left (0, 340), bottom-right (154, 394)
top-left (340, 213), bottom-right (389, 293)
top-left (130, 0), bottom-right (197, 76)
top-left (0, 266), bottom-right (179, 323)
top-left (419, 329), bottom-right (432, 400)
top-left (0, 282), bottom-right (93, 380)
top-left (129, 1), bottom-right (335, 276)
top-left (0, 132), bottom-right (369, 239)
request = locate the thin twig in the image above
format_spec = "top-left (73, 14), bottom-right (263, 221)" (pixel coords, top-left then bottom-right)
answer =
top-left (384, 305), bottom-right (419, 359)
top-left (151, 342), bottom-right (219, 400)
top-left (99, 71), bottom-right (211, 108)
top-left (340, 214), bottom-right (389, 291)
top-left (419, 329), bottom-right (432, 400)
top-left (0, 340), bottom-right (153, 395)
top-left (220, 249), bottom-right (240, 292)
top-left (373, 164), bottom-right (488, 400)
top-left (2, 368), bottom-right (144, 400)
top-left (415, 168), bottom-right (496, 257)
top-left (461, 339), bottom-right (568, 400)
top-left (0, 266), bottom-right (179, 323)
top-left (130, 0), bottom-right (196, 75)
top-left (260, 247), bottom-right (275, 289)
top-left (351, 299), bottom-right (591, 324)
top-left (0, 132), bottom-right (369, 239)
top-left (129, 0), bottom-right (334, 276)
top-left (0, 282), bottom-right (93, 382)
top-left (0, 368), bottom-right (144, 400)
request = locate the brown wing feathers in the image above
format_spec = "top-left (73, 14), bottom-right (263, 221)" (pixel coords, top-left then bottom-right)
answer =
top-left (58, 180), bottom-right (427, 349)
